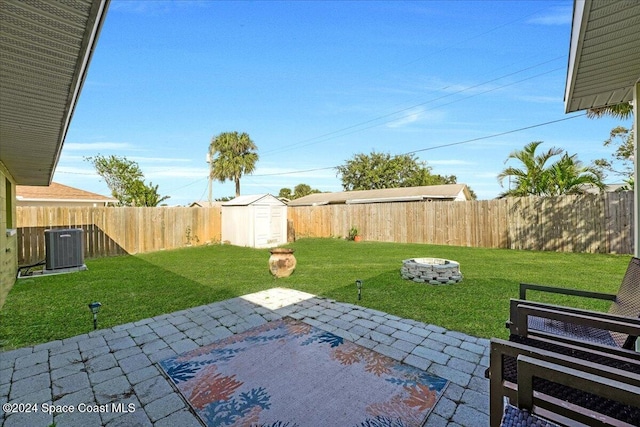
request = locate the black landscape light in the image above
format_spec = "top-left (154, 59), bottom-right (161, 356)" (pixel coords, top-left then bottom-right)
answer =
top-left (356, 280), bottom-right (362, 300)
top-left (88, 302), bottom-right (102, 330)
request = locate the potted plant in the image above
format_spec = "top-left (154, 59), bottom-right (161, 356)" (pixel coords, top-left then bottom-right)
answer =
top-left (348, 226), bottom-right (362, 242)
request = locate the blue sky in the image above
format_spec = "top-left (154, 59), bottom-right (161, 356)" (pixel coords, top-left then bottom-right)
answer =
top-left (57, 0), bottom-right (630, 204)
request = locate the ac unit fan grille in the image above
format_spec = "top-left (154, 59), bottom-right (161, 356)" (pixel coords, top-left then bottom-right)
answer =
top-left (45, 229), bottom-right (84, 270)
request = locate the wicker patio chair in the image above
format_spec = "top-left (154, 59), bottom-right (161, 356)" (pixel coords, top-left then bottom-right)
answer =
top-left (508, 300), bottom-right (640, 352)
top-left (509, 257), bottom-right (640, 350)
top-left (489, 336), bottom-right (640, 427)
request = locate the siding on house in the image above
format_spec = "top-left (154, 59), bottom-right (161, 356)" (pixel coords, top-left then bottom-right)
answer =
top-left (0, 162), bottom-right (17, 309)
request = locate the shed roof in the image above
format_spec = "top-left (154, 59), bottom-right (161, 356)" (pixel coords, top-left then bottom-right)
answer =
top-left (222, 194), bottom-right (286, 207)
top-left (564, 0), bottom-right (640, 112)
top-left (16, 182), bottom-right (116, 203)
top-left (0, 0), bottom-right (110, 185)
top-left (287, 184), bottom-right (470, 206)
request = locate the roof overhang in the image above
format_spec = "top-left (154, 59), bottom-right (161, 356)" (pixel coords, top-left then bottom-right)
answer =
top-left (16, 197), bottom-right (114, 204)
top-left (346, 195), bottom-right (451, 204)
top-left (564, 0), bottom-right (640, 112)
top-left (0, 0), bottom-right (110, 185)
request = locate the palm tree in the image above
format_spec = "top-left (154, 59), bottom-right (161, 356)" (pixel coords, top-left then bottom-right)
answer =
top-left (130, 181), bottom-right (171, 206)
top-left (497, 141), bottom-right (562, 197)
top-left (209, 132), bottom-right (259, 197)
top-left (547, 153), bottom-right (604, 196)
top-left (586, 102), bottom-right (633, 120)
top-left (498, 141), bottom-right (605, 197)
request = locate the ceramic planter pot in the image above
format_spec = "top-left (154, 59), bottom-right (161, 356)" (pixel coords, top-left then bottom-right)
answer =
top-left (269, 248), bottom-right (296, 278)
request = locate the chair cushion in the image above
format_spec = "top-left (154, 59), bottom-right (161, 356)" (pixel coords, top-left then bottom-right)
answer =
top-left (505, 335), bottom-right (640, 425)
top-left (500, 403), bottom-right (558, 427)
top-left (527, 316), bottom-right (618, 347)
top-left (608, 257), bottom-right (640, 347)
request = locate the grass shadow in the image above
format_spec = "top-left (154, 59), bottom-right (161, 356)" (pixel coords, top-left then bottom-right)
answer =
top-left (1, 238), bottom-right (629, 349)
top-left (1, 251), bottom-right (245, 349)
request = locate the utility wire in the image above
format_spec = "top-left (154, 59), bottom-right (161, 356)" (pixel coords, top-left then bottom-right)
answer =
top-left (318, 67), bottom-right (565, 145)
top-left (259, 2), bottom-right (563, 157)
top-left (261, 57), bottom-right (565, 156)
top-left (404, 113), bottom-right (587, 155)
top-left (252, 113), bottom-right (587, 177)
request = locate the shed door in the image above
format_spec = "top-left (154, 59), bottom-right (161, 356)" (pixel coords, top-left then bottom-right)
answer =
top-left (269, 206), bottom-right (284, 245)
top-left (254, 206), bottom-right (270, 247)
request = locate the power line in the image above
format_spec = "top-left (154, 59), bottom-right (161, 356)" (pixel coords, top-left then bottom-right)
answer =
top-left (317, 67), bottom-right (565, 146)
top-left (404, 113), bottom-right (587, 155)
top-left (252, 113), bottom-right (587, 177)
top-left (261, 57), bottom-right (565, 156)
top-left (253, 166), bottom-right (336, 177)
top-left (268, 4), bottom-right (556, 156)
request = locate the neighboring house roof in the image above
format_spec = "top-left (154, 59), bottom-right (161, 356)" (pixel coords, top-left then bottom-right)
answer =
top-left (564, 0), bottom-right (640, 113)
top-left (16, 182), bottom-right (116, 205)
top-left (222, 194), bottom-right (286, 207)
top-left (189, 200), bottom-right (222, 208)
top-left (287, 184), bottom-right (471, 206)
top-left (580, 183), bottom-right (629, 194)
top-left (0, 0), bottom-right (111, 185)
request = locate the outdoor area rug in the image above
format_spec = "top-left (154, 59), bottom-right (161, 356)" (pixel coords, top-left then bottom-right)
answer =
top-left (159, 317), bottom-right (449, 427)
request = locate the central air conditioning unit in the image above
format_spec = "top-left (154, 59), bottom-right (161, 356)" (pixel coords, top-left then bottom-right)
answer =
top-left (45, 228), bottom-right (85, 271)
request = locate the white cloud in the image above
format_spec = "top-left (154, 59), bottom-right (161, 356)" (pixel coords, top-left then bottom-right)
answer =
top-left (109, 0), bottom-right (210, 15)
top-left (528, 7), bottom-right (572, 26)
top-left (387, 110), bottom-right (423, 128)
top-left (252, 166), bottom-right (337, 180)
top-left (474, 172), bottom-right (500, 179)
top-left (518, 95), bottom-right (561, 104)
top-left (63, 142), bottom-right (140, 152)
top-left (419, 77), bottom-right (501, 96)
top-left (131, 156), bottom-right (191, 163)
top-left (427, 159), bottom-right (474, 166)
top-left (144, 166), bottom-right (208, 179)
top-left (54, 166), bottom-right (98, 177)
top-left (386, 108), bottom-right (444, 128)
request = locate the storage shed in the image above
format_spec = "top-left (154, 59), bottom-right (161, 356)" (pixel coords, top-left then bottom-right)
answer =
top-left (221, 194), bottom-right (287, 248)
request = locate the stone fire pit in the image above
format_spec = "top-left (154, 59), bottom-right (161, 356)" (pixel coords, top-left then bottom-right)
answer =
top-left (401, 258), bottom-right (463, 285)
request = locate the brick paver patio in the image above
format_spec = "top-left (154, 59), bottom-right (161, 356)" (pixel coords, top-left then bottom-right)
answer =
top-left (0, 288), bottom-right (490, 426)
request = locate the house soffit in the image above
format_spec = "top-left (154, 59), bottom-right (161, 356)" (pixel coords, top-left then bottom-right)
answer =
top-left (0, 0), bottom-right (110, 185)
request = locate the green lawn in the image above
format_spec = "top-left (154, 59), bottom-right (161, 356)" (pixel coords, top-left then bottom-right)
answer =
top-left (0, 238), bottom-right (631, 350)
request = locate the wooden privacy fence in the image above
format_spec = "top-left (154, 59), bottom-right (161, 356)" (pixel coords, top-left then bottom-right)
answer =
top-left (16, 192), bottom-right (634, 264)
top-left (16, 206), bottom-right (222, 265)
top-left (287, 192), bottom-right (634, 254)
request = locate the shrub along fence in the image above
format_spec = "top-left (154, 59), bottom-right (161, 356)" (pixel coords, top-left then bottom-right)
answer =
top-left (16, 206), bottom-right (222, 265)
top-left (16, 192), bottom-right (634, 265)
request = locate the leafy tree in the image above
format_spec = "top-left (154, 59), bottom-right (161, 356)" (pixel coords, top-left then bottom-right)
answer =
top-left (209, 132), bottom-right (259, 197)
top-left (586, 101), bottom-right (634, 190)
top-left (497, 141), bottom-right (604, 197)
top-left (293, 183), bottom-right (320, 199)
top-left (593, 126), bottom-right (634, 190)
top-left (278, 188), bottom-right (293, 199)
top-left (336, 151), bottom-right (456, 191)
top-left (85, 155), bottom-right (169, 206)
top-left (278, 184), bottom-right (321, 200)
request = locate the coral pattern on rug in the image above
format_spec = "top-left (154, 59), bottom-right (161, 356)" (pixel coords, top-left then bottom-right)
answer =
top-left (160, 317), bottom-right (448, 427)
